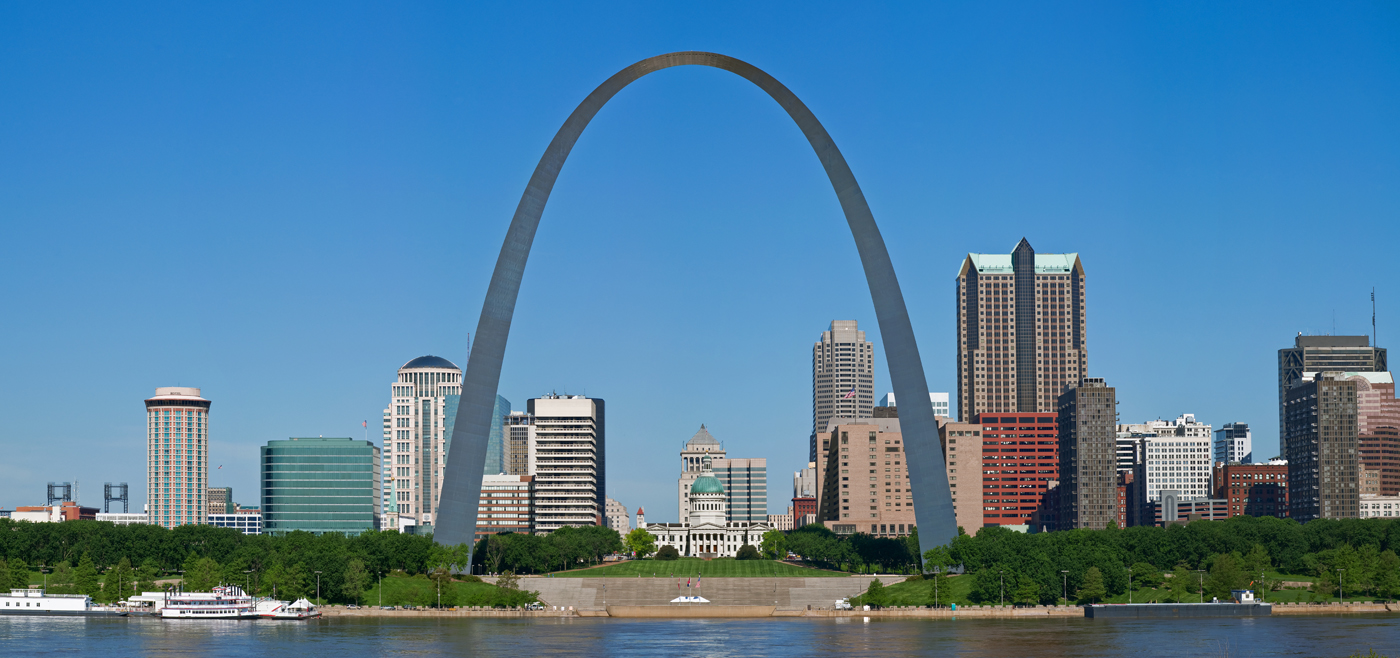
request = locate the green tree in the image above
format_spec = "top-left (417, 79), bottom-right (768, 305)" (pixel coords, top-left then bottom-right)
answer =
top-left (136, 559), bottom-right (159, 593)
top-left (182, 556), bottom-right (222, 593)
top-left (655, 546), bottom-right (680, 561)
top-left (73, 553), bottom-right (101, 598)
top-left (342, 558), bottom-right (370, 605)
top-left (1013, 574), bottom-right (1040, 606)
top-left (624, 528), bottom-right (657, 558)
top-left (1077, 567), bottom-right (1106, 604)
top-left (1168, 565), bottom-right (1194, 603)
top-left (7, 558), bottom-right (28, 591)
top-left (428, 566), bottom-right (455, 607)
top-left (1129, 562), bottom-right (1162, 591)
top-left (1374, 551), bottom-right (1400, 600)
top-left (48, 561), bottom-right (76, 594)
top-left (495, 570), bottom-right (519, 591)
top-left (760, 529), bottom-right (786, 560)
top-left (1206, 553), bottom-right (1247, 600)
top-left (735, 544), bottom-right (761, 560)
top-left (102, 557), bottom-right (135, 603)
top-left (863, 578), bottom-right (888, 608)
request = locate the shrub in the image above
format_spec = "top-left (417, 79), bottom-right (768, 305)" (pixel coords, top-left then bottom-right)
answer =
top-left (655, 546), bottom-right (680, 561)
top-left (735, 545), bottom-right (761, 560)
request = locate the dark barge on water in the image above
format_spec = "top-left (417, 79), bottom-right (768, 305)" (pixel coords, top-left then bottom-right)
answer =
top-left (1086, 590), bottom-right (1271, 618)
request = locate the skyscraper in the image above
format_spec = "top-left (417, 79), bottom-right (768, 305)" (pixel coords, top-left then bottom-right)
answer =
top-left (956, 238), bottom-right (1086, 422)
top-left (812, 321), bottom-right (875, 461)
top-left (260, 437), bottom-right (380, 535)
top-left (1214, 422), bottom-right (1253, 464)
top-left (528, 394), bottom-right (605, 532)
top-left (1279, 335), bottom-right (1387, 441)
top-left (145, 387), bottom-right (211, 529)
top-left (1057, 378), bottom-right (1117, 530)
top-left (383, 356), bottom-right (463, 533)
top-left (1285, 373), bottom-right (1360, 521)
top-left (1354, 372), bottom-right (1400, 495)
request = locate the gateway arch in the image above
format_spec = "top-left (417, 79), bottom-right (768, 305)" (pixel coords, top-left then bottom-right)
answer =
top-left (436, 51), bottom-right (955, 563)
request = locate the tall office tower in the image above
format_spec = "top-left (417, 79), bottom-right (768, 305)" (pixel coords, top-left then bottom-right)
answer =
top-left (1285, 373), bottom-right (1360, 521)
top-left (145, 387), bottom-right (211, 529)
top-left (260, 437), bottom-right (381, 535)
top-left (713, 458), bottom-right (768, 523)
top-left (1125, 414), bottom-right (1212, 505)
top-left (382, 356), bottom-right (463, 533)
top-left (878, 392), bottom-right (953, 420)
top-left (974, 412), bottom-right (1058, 530)
top-left (812, 321), bottom-right (875, 462)
top-left (956, 238), bottom-right (1087, 423)
top-left (1056, 378), bottom-right (1118, 530)
top-left (678, 425), bottom-right (727, 523)
top-left (207, 487), bottom-right (233, 514)
top-left (1279, 335), bottom-right (1386, 441)
top-left (1214, 423), bottom-right (1253, 464)
top-left (794, 462), bottom-right (818, 499)
top-left (1349, 372), bottom-right (1399, 495)
top-left (505, 411), bottom-right (535, 475)
top-left (475, 474), bottom-right (534, 542)
top-left (528, 394), bottom-right (605, 532)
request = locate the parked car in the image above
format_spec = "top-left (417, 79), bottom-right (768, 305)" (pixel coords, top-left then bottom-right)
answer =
top-left (525, 603), bottom-right (544, 610)
top-left (835, 599), bottom-right (852, 610)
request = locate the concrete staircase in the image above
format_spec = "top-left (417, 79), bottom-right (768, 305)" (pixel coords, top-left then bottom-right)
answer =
top-left (512, 575), bottom-right (906, 611)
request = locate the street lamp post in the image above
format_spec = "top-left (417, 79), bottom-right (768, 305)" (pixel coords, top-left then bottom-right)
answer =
top-left (1061, 570), bottom-right (1069, 605)
top-left (378, 573), bottom-right (382, 608)
top-left (1196, 570), bottom-right (1205, 603)
top-left (38, 565), bottom-right (47, 592)
top-left (1338, 569), bottom-right (1345, 603)
top-left (934, 567), bottom-right (940, 608)
top-left (999, 570), bottom-right (1004, 607)
top-left (244, 570), bottom-right (252, 595)
top-left (1128, 567), bottom-right (1134, 604)
top-left (315, 571), bottom-right (322, 606)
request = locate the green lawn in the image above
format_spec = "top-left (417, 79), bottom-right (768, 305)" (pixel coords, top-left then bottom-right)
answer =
top-left (852, 575), bottom-right (975, 607)
top-left (361, 575), bottom-right (537, 608)
top-left (552, 558), bottom-right (847, 578)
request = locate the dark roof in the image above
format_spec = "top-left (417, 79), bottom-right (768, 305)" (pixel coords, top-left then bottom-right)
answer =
top-left (401, 355), bottom-right (460, 370)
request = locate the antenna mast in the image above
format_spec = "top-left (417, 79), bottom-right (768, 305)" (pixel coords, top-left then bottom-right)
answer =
top-left (1373, 287), bottom-right (1377, 346)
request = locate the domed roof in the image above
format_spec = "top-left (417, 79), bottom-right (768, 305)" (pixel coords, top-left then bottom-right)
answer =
top-left (401, 355), bottom-right (459, 370)
top-left (691, 474), bottom-right (725, 495)
top-left (686, 424), bottom-right (720, 448)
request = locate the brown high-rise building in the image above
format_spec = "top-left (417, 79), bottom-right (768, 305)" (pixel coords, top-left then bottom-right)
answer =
top-left (956, 238), bottom-right (1086, 422)
top-left (1056, 378), bottom-right (1118, 530)
top-left (1279, 335), bottom-right (1387, 443)
top-left (812, 321), bottom-right (875, 462)
top-left (1285, 373), bottom-right (1360, 521)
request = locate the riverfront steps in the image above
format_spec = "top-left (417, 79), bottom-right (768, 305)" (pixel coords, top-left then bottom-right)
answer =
top-left (495, 575), bottom-right (907, 611)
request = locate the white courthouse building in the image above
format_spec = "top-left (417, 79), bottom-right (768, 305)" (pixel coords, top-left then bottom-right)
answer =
top-left (646, 455), bottom-right (769, 557)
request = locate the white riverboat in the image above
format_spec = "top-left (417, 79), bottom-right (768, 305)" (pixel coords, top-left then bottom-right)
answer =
top-left (255, 598), bottom-right (321, 620)
top-left (0, 588), bottom-right (128, 617)
top-left (159, 585), bottom-right (257, 619)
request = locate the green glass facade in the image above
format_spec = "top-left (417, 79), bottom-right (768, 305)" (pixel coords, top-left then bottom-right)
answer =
top-left (261, 437), bottom-right (381, 535)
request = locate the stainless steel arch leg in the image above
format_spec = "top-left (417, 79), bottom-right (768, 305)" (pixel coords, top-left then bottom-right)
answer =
top-left (435, 52), bottom-right (955, 566)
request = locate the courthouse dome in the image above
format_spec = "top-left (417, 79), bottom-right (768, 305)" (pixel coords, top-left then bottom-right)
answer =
top-left (691, 474), bottom-right (725, 495)
top-left (401, 355), bottom-right (459, 370)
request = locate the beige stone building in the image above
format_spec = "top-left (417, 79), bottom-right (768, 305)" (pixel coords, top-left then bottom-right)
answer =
top-left (955, 238), bottom-right (1087, 422)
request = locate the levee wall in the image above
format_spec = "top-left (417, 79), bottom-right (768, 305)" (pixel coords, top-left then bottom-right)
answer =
top-left (511, 575), bottom-right (905, 611)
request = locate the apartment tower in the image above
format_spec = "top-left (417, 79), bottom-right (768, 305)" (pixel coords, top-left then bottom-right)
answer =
top-left (145, 387), bottom-right (211, 529)
top-left (528, 394), bottom-right (605, 532)
top-left (956, 238), bottom-right (1087, 423)
top-left (812, 321), bottom-right (875, 462)
top-left (1285, 373), bottom-right (1359, 521)
top-left (1056, 378), bottom-right (1118, 530)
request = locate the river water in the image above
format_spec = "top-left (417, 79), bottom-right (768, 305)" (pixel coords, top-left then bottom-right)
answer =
top-left (2, 615), bottom-right (1397, 657)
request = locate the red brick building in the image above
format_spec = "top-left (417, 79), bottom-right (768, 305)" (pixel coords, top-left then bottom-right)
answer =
top-left (974, 413), bottom-right (1059, 528)
top-left (792, 497), bottom-right (817, 519)
top-left (1212, 461), bottom-right (1289, 518)
top-left (1116, 470), bottom-right (1133, 528)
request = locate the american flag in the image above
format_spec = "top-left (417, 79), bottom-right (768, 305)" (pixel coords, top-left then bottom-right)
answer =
top-left (843, 386), bottom-right (857, 399)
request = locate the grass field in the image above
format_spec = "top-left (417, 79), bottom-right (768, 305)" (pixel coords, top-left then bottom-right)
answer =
top-left (552, 558), bottom-right (847, 578)
top-left (852, 576), bottom-right (1388, 607)
top-left (361, 575), bottom-right (538, 607)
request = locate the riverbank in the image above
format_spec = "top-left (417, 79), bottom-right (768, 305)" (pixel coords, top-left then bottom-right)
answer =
top-left (314, 600), bottom-right (1398, 618)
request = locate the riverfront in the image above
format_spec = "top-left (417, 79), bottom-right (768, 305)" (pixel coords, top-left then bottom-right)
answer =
top-left (4, 615), bottom-right (1399, 657)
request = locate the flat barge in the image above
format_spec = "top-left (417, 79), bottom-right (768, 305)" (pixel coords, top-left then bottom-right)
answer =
top-left (1086, 602), bottom-right (1272, 618)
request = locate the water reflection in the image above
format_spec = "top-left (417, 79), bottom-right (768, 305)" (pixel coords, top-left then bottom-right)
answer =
top-left (1, 614), bottom-right (1397, 657)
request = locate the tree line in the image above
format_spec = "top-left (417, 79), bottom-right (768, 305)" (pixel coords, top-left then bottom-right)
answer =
top-left (923, 516), bottom-right (1400, 605)
top-left (471, 525), bottom-right (623, 574)
top-left (0, 518), bottom-right (466, 604)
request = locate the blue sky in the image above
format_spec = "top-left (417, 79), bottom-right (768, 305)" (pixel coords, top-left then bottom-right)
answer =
top-left (1, 3), bottom-right (1397, 520)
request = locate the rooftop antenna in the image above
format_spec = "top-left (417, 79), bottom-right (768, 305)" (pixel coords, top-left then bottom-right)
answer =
top-left (1373, 288), bottom-right (1377, 346)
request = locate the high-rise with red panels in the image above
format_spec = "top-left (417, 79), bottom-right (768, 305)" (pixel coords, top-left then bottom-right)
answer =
top-left (974, 412), bottom-right (1059, 529)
